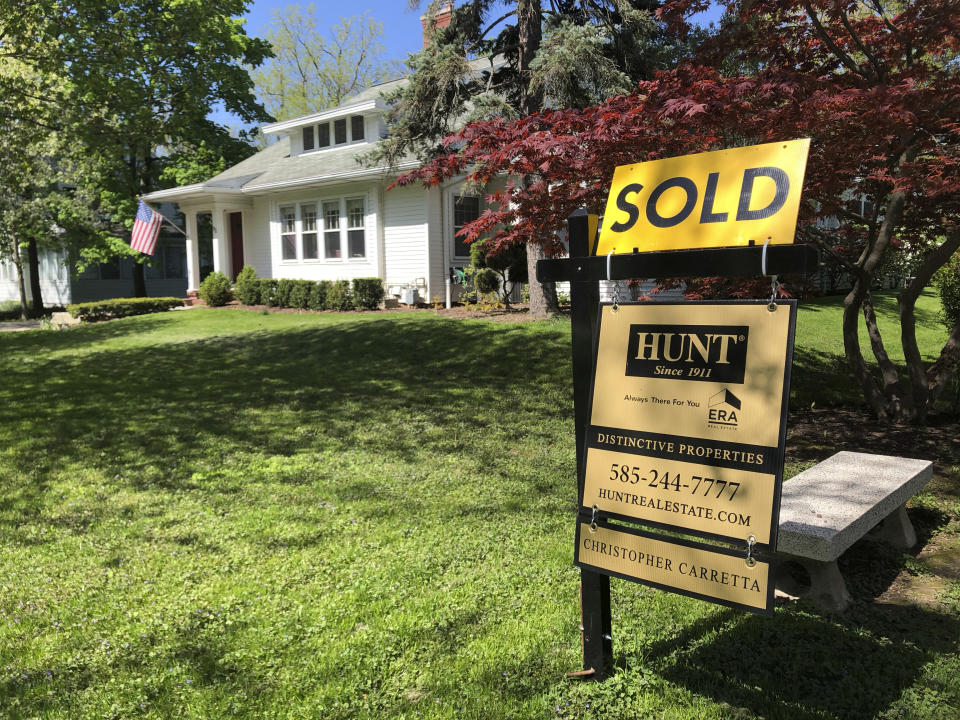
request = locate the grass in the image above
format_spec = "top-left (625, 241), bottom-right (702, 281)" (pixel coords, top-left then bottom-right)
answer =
top-left (0, 297), bottom-right (956, 719)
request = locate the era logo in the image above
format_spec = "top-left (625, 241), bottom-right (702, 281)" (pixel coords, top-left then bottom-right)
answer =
top-left (708, 389), bottom-right (741, 429)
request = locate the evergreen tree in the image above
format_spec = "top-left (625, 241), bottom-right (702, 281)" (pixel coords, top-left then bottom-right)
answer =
top-left (374, 0), bottom-right (689, 316)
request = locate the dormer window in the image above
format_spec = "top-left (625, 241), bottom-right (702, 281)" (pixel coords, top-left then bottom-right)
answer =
top-left (299, 115), bottom-right (368, 154)
top-left (334, 118), bottom-right (347, 145)
top-left (351, 115), bottom-right (365, 141)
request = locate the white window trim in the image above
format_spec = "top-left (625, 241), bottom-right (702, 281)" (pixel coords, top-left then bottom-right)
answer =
top-left (272, 191), bottom-right (375, 266)
top-left (345, 195), bottom-right (367, 262)
top-left (297, 115), bottom-right (370, 157)
top-left (450, 191), bottom-right (482, 262)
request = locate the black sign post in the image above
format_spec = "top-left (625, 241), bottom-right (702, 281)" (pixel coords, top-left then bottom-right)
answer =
top-left (539, 210), bottom-right (818, 680)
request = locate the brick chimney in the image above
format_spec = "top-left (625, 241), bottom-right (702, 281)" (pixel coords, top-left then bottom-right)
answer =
top-left (421, 2), bottom-right (454, 47)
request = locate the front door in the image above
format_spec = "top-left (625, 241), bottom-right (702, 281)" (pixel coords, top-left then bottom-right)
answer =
top-left (229, 212), bottom-right (244, 280)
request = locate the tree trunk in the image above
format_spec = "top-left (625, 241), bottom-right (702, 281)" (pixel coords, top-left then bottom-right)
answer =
top-left (526, 240), bottom-right (558, 316)
top-left (11, 236), bottom-right (28, 321)
top-left (516, 0), bottom-right (558, 318)
top-left (26, 239), bottom-right (43, 318)
top-left (133, 260), bottom-right (147, 297)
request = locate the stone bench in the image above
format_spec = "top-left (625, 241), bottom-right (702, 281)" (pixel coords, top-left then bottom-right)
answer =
top-left (774, 451), bottom-right (933, 613)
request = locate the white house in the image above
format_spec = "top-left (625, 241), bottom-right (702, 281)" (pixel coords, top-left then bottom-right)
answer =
top-left (142, 73), bottom-right (502, 307)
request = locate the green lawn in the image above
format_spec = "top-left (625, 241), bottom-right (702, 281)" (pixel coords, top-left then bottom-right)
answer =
top-left (0, 300), bottom-right (957, 719)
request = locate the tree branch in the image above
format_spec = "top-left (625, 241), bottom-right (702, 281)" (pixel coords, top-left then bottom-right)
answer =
top-left (803, 2), bottom-right (871, 80)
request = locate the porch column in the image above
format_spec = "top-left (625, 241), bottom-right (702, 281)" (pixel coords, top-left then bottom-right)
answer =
top-left (185, 209), bottom-right (202, 294)
top-left (210, 206), bottom-right (231, 277)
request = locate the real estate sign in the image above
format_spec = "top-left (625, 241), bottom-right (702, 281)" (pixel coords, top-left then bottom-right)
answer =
top-left (596, 139), bottom-right (810, 255)
top-left (574, 300), bottom-right (797, 614)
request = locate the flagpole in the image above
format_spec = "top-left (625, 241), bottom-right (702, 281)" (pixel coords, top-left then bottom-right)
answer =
top-left (139, 198), bottom-right (187, 237)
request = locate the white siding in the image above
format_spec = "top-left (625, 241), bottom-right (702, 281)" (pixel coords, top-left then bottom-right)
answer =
top-left (426, 186), bottom-right (445, 304)
top-left (241, 198), bottom-right (272, 278)
top-left (382, 184), bottom-right (430, 293)
top-left (0, 251), bottom-right (72, 306)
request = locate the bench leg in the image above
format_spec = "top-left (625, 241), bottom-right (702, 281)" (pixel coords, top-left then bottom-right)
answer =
top-left (804, 559), bottom-right (853, 613)
top-left (776, 557), bottom-right (852, 613)
top-left (871, 503), bottom-right (917, 550)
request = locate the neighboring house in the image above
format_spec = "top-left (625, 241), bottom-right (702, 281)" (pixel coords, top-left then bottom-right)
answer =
top-left (0, 207), bottom-right (188, 307)
top-left (142, 73), bottom-right (505, 307)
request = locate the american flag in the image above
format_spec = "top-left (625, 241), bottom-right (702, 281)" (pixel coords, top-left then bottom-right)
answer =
top-left (130, 200), bottom-right (162, 255)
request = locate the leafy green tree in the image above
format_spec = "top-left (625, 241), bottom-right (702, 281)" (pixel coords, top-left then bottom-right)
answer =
top-left (0, 58), bottom-right (102, 317)
top-left (251, 6), bottom-right (401, 121)
top-left (0, 1), bottom-right (272, 297)
top-left (377, 0), bottom-right (684, 316)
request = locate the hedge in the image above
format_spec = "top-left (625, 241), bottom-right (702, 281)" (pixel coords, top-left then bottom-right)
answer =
top-left (67, 297), bottom-right (183, 322)
top-left (232, 276), bottom-right (384, 312)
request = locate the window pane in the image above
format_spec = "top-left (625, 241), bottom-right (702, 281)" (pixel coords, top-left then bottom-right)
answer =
top-left (323, 201), bottom-right (340, 230)
top-left (301, 203), bottom-right (317, 232)
top-left (99, 259), bottom-right (120, 279)
top-left (454, 196), bottom-right (480, 227)
top-left (325, 232), bottom-right (341, 258)
top-left (165, 246), bottom-right (185, 278)
top-left (454, 196), bottom-right (481, 257)
top-left (145, 254), bottom-right (163, 279)
top-left (280, 206), bottom-right (296, 234)
top-left (282, 234), bottom-right (297, 260)
top-left (318, 123), bottom-right (330, 147)
top-left (351, 115), bottom-right (365, 141)
top-left (334, 118), bottom-right (347, 144)
top-left (346, 198), bottom-right (364, 228)
top-left (303, 125), bottom-right (314, 151)
top-left (303, 233), bottom-right (318, 259)
top-left (348, 229), bottom-right (365, 258)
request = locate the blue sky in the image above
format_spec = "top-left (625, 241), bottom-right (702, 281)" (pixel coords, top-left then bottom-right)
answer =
top-left (239, 0), bottom-right (443, 61)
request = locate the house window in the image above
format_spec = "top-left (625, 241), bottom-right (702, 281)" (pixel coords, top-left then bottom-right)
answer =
top-left (323, 201), bottom-right (341, 258)
top-left (351, 115), bottom-right (365, 142)
top-left (144, 245), bottom-right (186, 279)
top-left (280, 206), bottom-right (297, 260)
top-left (334, 118), bottom-right (347, 144)
top-left (318, 123), bottom-right (331, 148)
top-left (346, 198), bottom-right (365, 258)
top-left (301, 203), bottom-right (319, 259)
top-left (99, 259), bottom-right (121, 279)
top-left (303, 125), bottom-right (315, 151)
top-left (453, 195), bottom-right (481, 258)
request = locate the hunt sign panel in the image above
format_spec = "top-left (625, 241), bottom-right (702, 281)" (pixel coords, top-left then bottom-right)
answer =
top-left (579, 301), bottom-right (796, 549)
top-left (575, 522), bottom-right (773, 613)
top-left (596, 139), bottom-right (810, 255)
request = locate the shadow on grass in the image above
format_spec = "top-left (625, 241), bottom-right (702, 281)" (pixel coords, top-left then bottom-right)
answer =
top-left (652, 600), bottom-right (959, 720)
top-left (0, 316), bottom-right (572, 526)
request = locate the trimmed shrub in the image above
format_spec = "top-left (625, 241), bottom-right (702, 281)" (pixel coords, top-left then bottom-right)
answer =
top-left (275, 279), bottom-right (295, 308)
top-left (353, 277), bottom-right (385, 310)
top-left (0, 300), bottom-right (22, 321)
top-left (288, 279), bottom-right (313, 309)
top-left (67, 297), bottom-right (183, 322)
top-left (474, 267), bottom-right (501, 295)
top-left (309, 281), bottom-right (330, 311)
top-left (326, 279), bottom-right (353, 311)
top-left (259, 279), bottom-right (279, 307)
top-left (235, 265), bottom-right (260, 305)
top-left (199, 271), bottom-right (233, 306)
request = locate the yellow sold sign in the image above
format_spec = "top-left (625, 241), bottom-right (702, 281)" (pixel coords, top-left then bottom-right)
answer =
top-left (596, 139), bottom-right (810, 255)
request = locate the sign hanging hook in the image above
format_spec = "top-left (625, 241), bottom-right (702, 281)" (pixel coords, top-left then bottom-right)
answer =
top-left (607, 249), bottom-right (622, 312)
top-left (762, 238), bottom-right (779, 312)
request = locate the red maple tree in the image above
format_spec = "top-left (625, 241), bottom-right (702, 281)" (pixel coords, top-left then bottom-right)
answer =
top-left (397, 0), bottom-right (960, 423)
